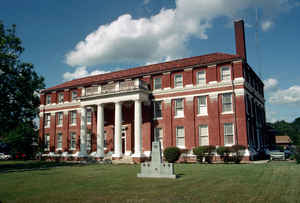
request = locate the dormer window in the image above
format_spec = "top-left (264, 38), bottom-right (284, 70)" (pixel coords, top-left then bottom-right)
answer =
top-left (46, 95), bottom-right (51, 105)
top-left (174, 74), bottom-right (183, 88)
top-left (221, 67), bottom-right (231, 81)
top-left (153, 77), bottom-right (162, 90)
top-left (196, 71), bottom-right (206, 85)
top-left (58, 93), bottom-right (64, 103)
top-left (71, 91), bottom-right (78, 101)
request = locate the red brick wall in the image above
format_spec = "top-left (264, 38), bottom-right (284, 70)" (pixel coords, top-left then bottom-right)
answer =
top-left (64, 90), bottom-right (70, 102)
top-left (51, 92), bottom-right (57, 104)
top-left (40, 94), bottom-right (45, 105)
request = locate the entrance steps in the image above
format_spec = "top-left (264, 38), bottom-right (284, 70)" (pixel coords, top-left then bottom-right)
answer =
top-left (112, 155), bottom-right (134, 164)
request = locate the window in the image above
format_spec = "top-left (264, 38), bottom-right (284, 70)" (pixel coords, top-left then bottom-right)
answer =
top-left (104, 130), bottom-right (107, 148)
top-left (57, 112), bottom-right (63, 126)
top-left (198, 96), bottom-right (207, 115)
top-left (224, 123), bottom-right (234, 145)
top-left (44, 134), bottom-right (50, 150)
top-left (86, 132), bottom-right (91, 151)
top-left (87, 109), bottom-right (92, 124)
top-left (70, 111), bottom-right (77, 125)
top-left (221, 67), bottom-right (231, 81)
top-left (46, 95), bottom-right (51, 105)
top-left (196, 71), bottom-right (206, 85)
top-left (56, 133), bottom-right (62, 150)
top-left (175, 99), bottom-right (184, 117)
top-left (71, 91), bottom-right (78, 101)
top-left (176, 126), bottom-right (185, 148)
top-left (199, 125), bottom-right (209, 146)
top-left (174, 74), bottom-right (183, 88)
top-left (153, 77), bottom-right (162, 90)
top-left (70, 132), bottom-right (76, 150)
top-left (154, 128), bottom-right (163, 149)
top-left (222, 93), bottom-right (232, 112)
top-left (154, 101), bottom-right (162, 118)
top-left (58, 93), bottom-right (64, 103)
top-left (44, 113), bottom-right (51, 128)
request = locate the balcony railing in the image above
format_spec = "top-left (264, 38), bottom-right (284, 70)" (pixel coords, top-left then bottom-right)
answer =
top-left (84, 79), bottom-right (149, 97)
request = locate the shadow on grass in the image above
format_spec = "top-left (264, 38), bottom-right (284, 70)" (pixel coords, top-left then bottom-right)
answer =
top-left (0, 161), bottom-right (82, 173)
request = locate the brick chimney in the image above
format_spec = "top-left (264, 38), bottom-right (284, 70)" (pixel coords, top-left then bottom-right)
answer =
top-left (234, 20), bottom-right (247, 61)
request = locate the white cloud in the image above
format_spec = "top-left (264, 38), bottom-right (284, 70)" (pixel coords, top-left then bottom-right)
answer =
top-left (65, 0), bottom-right (295, 67)
top-left (269, 85), bottom-right (300, 104)
top-left (63, 66), bottom-right (110, 81)
top-left (143, 0), bottom-right (150, 5)
top-left (261, 20), bottom-right (273, 31)
top-left (264, 78), bottom-right (278, 91)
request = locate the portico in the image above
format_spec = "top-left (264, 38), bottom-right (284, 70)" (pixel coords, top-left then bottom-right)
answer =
top-left (78, 79), bottom-right (149, 161)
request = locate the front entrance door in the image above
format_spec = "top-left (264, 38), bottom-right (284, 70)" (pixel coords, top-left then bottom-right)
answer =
top-left (121, 130), bottom-right (126, 154)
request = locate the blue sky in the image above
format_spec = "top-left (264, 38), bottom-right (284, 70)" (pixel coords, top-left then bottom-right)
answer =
top-left (1, 0), bottom-right (300, 122)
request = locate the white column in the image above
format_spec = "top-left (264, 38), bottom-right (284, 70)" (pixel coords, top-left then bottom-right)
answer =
top-left (96, 103), bottom-right (104, 158)
top-left (79, 106), bottom-right (87, 156)
top-left (133, 99), bottom-right (143, 157)
top-left (113, 101), bottom-right (122, 158)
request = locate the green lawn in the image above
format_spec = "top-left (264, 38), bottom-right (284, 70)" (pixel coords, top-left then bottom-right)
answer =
top-left (0, 161), bottom-right (300, 203)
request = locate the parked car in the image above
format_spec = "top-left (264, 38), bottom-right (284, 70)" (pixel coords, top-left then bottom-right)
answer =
top-left (0, 153), bottom-right (12, 160)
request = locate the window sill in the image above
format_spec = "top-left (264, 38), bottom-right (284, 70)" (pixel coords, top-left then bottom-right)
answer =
top-left (44, 126), bottom-right (50, 129)
top-left (224, 144), bottom-right (234, 147)
top-left (57, 125), bottom-right (63, 128)
top-left (69, 148), bottom-right (76, 151)
top-left (154, 117), bottom-right (163, 120)
top-left (174, 115), bottom-right (184, 119)
top-left (174, 86), bottom-right (183, 89)
top-left (87, 122), bottom-right (92, 125)
top-left (197, 114), bottom-right (208, 117)
top-left (177, 146), bottom-right (186, 149)
top-left (56, 148), bottom-right (62, 151)
top-left (70, 124), bottom-right (76, 126)
top-left (221, 111), bottom-right (234, 115)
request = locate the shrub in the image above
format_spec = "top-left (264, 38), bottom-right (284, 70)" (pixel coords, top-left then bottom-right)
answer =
top-left (163, 147), bottom-right (181, 163)
top-left (231, 144), bottom-right (246, 163)
top-left (295, 145), bottom-right (300, 164)
top-left (216, 146), bottom-right (231, 163)
top-left (193, 145), bottom-right (216, 163)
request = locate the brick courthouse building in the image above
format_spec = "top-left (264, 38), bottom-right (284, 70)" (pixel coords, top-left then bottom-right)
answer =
top-left (39, 20), bottom-right (266, 162)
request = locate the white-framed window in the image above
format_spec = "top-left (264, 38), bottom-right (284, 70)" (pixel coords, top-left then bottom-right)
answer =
top-left (86, 132), bottom-right (91, 151)
top-left (221, 66), bottom-right (231, 81)
top-left (175, 99), bottom-right (184, 117)
top-left (154, 101), bottom-right (162, 119)
top-left (174, 74), bottom-right (183, 88)
top-left (71, 91), bottom-right (78, 101)
top-left (44, 113), bottom-right (51, 128)
top-left (58, 93), bottom-right (64, 103)
top-left (222, 93), bottom-right (232, 112)
top-left (44, 134), bottom-right (50, 150)
top-left (198, 96), bottom-right (207, 115)
top-left (199, 125), bottom-right (209, 146)
top-left (224, 123), bottom-right (234, 146)
top-left (87, 109), bottom-right (92, 124)
top-left (70, 132), bottom-right (76, 150)
top-left (153, 77), bottom-right (162, 90)
top-left (154, 127), bottom-right (163, 149)
top-left (57, 112), bottom-right (63, 127)
top-left (56, 133), bottom-right (62, 150)
top-left (70, 111), bottom-right (77, 125)
top-left (196, 71), bottom-right (206, 85)
top-left (46, 95), bottom-right (51, 105)
top-left (176, 126), bottom-right (185, 148)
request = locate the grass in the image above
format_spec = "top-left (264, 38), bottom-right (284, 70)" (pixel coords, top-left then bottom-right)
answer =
top-left (0, 161), bottom-right (300, 203)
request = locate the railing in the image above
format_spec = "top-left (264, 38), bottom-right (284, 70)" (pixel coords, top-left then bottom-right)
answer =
top-left (84, 79), bottom-right (149, 97)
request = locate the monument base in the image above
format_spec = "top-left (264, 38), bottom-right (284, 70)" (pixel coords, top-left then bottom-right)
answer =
top-left (137, 141), bottom-right (176, 179)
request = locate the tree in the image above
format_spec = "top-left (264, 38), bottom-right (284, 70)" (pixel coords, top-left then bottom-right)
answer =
top-left (0, 21), bottom-right (45, 155)
top-left (270, 118), bottom-right (300, 145)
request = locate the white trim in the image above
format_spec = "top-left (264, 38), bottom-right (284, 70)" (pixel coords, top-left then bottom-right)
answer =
top-left (221, 111), bottom-right (234, 115)
top-left (184, 68), bottom-right (193, 72)
top-left (153, 89), bottom-right (233, 102)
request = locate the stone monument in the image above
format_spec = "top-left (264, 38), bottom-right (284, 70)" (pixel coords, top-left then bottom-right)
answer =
top-left (137, 141), bottom-right (176, 179)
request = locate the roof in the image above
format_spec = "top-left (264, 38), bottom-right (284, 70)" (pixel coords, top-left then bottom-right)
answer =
top-left (43, 52), bottom-right (241, 93)
top-left (275, 136), bottom-right (292, 144)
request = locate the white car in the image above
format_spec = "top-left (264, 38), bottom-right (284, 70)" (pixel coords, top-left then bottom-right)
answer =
top-left (0, 153), bottom-right (12, 160)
